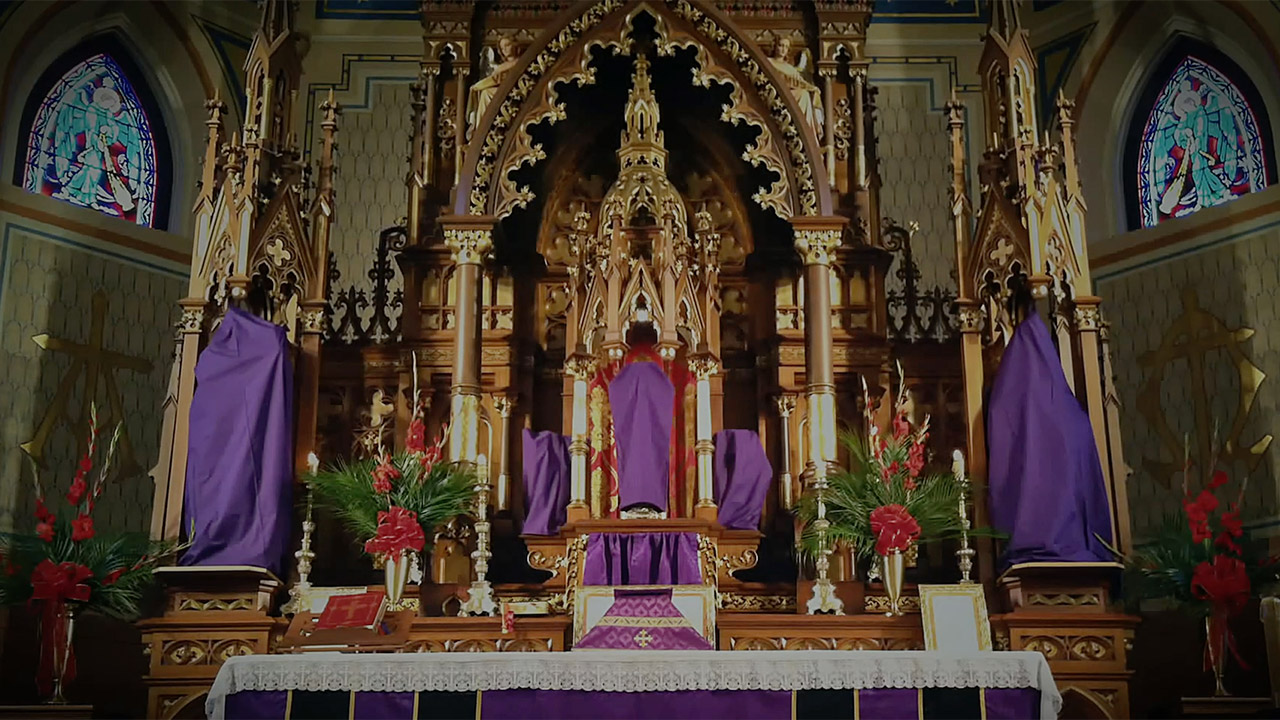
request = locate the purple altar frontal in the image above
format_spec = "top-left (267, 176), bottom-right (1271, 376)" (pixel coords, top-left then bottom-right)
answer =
top-left (209, 650), bottom-right (1061, 720)
top-left (220, 687), bottom-right (1040, 719)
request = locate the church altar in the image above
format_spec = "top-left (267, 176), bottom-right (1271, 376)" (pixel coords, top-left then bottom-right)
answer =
top-left (207, 650), bottom-right (1061, 720)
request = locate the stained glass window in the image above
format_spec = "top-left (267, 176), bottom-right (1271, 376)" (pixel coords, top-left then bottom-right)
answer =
top-left (21, 53), bottom-right (159, 227)
top-left (1136, 55), bottom-right (1268, 228)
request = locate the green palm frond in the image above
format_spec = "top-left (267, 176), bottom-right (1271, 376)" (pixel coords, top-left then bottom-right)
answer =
top-left (308, 455), bottom-right (477, 550)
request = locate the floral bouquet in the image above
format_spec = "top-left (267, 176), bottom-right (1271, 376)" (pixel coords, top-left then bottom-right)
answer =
top-left (799, 377), bottom-right (985, 613)
top-left (307, 391), bottom-right (476, 600)
top-left (1115, 444), bottom-right (1279, 694)
top-left (0, 405), bottom-right (185, 701)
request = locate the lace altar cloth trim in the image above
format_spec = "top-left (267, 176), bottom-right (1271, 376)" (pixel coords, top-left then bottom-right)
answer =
top-left (208, 650), bottom-right (1061, 719)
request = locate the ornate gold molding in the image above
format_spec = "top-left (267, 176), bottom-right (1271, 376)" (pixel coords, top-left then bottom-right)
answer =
top-left (444, 227), bottom-right (494, 265)
top-left (794, 228), bottom-right (841, 265)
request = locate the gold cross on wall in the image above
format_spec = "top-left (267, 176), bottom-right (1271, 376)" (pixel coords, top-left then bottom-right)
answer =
top-left (21, 290), bottom-right (152, 477)
top-left (633, 629), bottom-right (653, 648)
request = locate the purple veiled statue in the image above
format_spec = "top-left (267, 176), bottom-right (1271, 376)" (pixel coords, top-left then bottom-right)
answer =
top-left (522, 429), bottom-right (571, 536)
top-left (987, 312), bottom-right (1114, 569)
top-left (180, 308), bottom-right (294, 575)
top-left (713, 429), bottom-right (771, 530)
top-left (608, 362), bottom-right (674, 512)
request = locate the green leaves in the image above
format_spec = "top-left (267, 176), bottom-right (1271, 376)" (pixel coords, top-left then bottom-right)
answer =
top-left (307, 455), bottom-right (477, 552)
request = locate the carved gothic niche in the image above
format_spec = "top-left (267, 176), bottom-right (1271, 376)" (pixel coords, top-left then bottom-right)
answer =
top-left (246, 190), bottom-right (316, 342)
top-left (463, 0), bottom-right (823, 222)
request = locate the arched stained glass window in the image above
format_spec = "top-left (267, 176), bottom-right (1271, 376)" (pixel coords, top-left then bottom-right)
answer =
top-left (21, 52), bottom-right (160, 228)
top-left (1131, 46), bottom-right (1274, 229)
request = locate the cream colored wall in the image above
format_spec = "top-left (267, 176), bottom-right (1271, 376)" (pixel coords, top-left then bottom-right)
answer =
top-left (0, 1), bottom-right (249, 534)
top-left (0, 186), bottom-right (187, 535)
top-left (1096, 187), bottom-right (1280, 537)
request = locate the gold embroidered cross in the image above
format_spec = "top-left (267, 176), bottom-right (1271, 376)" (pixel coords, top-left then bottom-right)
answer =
top-left (633, 629), bottom-right (653, 648)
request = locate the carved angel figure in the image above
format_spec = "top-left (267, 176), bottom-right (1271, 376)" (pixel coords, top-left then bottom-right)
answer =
top-left (467, 35), bottom-right (523, 139)
top-left (767, 36), bottom-right (824, 143)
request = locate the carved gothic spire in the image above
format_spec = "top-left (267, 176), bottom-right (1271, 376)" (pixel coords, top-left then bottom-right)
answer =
top-left (618, 53), bottom-right (667, 171)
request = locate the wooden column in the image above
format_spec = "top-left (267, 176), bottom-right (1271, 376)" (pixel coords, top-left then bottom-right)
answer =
top-left (442, 216), bottom-right (494, 463)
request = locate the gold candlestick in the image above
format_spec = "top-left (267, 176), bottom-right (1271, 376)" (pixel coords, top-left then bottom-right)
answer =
top-left (282, 454), bottom-right (320, 615)
top-left (460, 454), bottom-right (497, 616)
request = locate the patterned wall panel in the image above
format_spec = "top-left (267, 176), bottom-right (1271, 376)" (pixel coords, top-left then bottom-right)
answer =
top-left (876, 82), bottom-right (955, 295)
top-left (1099, 224), bottom-right (1280, 537)
top-left (0, 221), bottom-right (182, 535)
top-left (325, 81), bottom-right (413, 325)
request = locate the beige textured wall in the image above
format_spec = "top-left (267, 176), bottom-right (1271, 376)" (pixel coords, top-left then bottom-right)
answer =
top-left (0, 189), bottom-right (186, 535)
top-left (1096, 187), bottom-right (1280, 538)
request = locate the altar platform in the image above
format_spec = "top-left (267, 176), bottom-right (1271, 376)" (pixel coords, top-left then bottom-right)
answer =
top-left (207, 649), bottom-right (1061, 720)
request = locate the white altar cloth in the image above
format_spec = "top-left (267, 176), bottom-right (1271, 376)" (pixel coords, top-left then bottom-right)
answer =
top-left (208, 649), bottom-right (1061, 719)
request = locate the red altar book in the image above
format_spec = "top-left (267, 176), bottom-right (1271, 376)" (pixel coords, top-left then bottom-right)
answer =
top-left (315, 591), bottom-right (388, 631)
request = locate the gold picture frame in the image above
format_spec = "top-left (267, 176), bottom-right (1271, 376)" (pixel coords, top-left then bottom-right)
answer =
top-left (919, 584), bottom-right (993, 652)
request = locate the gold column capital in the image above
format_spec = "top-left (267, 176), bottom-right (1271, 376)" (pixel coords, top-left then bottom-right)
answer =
top-left (790, 216), bottom-right (847, 266)
top-left (565, 352), bottom-right (597, 380)
top-left (688, 353), bottom-right (720, 380)
top-left (492, 395), bottom-right (514, 418)
top-left (774, 393), bottom-right (797, 417)
top-left (442, 215), bottom-right (496, 265)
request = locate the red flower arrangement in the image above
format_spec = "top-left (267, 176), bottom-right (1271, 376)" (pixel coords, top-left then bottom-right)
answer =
top-left (1121, 450), bottom-right (1280, 687)
top-left (800, 371), bottom-right (982, 568)
top-left (870, 504), bottom-right (921, 556)
top-left (308, 385), bottom-right (474, 566)
top-left (0, 405), bottom-right (185, 700)
top-left (363, 506), bottom-right (427, 557)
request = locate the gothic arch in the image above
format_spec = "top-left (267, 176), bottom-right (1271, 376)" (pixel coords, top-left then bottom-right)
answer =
top-left (1121, 36), bottom-right (1276, 230)
top-left (453, 0), bottom-right (831, 220)
top-left (12, 34), bottom-right (174, 230)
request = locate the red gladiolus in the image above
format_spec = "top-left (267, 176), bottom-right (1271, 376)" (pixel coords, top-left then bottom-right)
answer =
top-left (1221, 506), bottom-right (1243, 538)
top-left (1184, 490), bottom-right (1218, 543)
top-left (364, 506), bottom-right (426, 556)
top-left (1208, 471), bottom-right (1229, 490)
top-left (66, 477), bottom-right (88, 506)
top-left (36, 521), bottom-right (55, 543)
top-left (892, 413), bottom-right (910, 441)
top-left (406, 417), bottom-right (427, 455)
top-left (35, 498), bottom-right (55, 524)
top-left (102, 568), bottom-right (125, 586)
top-left (371, 459), bottom-right (401, 495)
top-left (71, 514), bottom-right (94, 542)
top-left (869, 504), bottom-right (921, 556)
top-left (906, 442), bottom-right (926, 478)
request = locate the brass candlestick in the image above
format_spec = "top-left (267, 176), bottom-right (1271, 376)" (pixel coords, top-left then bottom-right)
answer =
top-left (283, 454), bottom-right (320, 615)
top-left (459, 454), bottom-right (497, 616)
top-left (952, 449), bottom-right (975, 584)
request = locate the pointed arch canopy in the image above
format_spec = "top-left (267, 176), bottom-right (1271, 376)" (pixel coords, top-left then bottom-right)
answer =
top-left (16, 36), bottom-right (172, 229)
top-left (453, 0), bottom-right (832, 221)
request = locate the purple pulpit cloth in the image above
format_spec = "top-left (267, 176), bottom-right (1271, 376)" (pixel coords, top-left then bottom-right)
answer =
top-left (575, 587), bottom-right (712, 650)
top-left (987, 313), bottom-right (1113, 568)
top-left (583, 532), bottom-right (702, 585)
top-left (713, 429), bottom-right (772, 530)
top-left (180, 308), bottom-right (294, 575)
top-left (484, 690), bottom-right (790, 720)
top-left (522, 429), bottom-right (571, 535)
top-left (608, 362), bottom-right (674, 512)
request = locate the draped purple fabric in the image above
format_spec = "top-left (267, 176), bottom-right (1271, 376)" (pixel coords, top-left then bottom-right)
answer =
top-left (575, 587), bottom-right (712, 650)
top-left (180, 308), bottom-right (294, 574)
top-left (987, 313), bottom-right (1114, 568)
top-left (983, 688), bottom-right (1041, 720)
top-left (608, 362), bottom-right (674, 512)
top-left (521, 429), bottom-right (571, 536)
top-left (484, 690), bottom-right (790, 719)
top-left (858, 688), bottom-right (919, 719)
top-left (224, 690), bottom-right (286, 719)
top-left (583, 532), bottom-right (702, 585)
top-left (713, 429), bottom-right (771, 530)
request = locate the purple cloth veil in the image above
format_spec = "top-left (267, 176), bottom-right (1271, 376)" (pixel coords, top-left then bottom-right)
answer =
top-left (608, 362), bottom-right (674, 512)
top-left (522, 429), bottom-right (571, 536)
top-left (987, 312), bottom-right (1113, 568)
top-left (180, 308), bottom-right (294, 574)
top-left (713, 429), bottom-right (771, 530)
top-left (583, 532), bottom-right (702, 585)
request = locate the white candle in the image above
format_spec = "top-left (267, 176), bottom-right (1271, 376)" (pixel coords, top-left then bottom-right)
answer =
top-left (307, 452), bottom-right (320, 475)
top-left (951, 449), bottom-right (964, 479)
